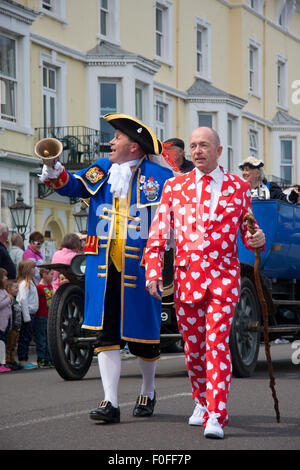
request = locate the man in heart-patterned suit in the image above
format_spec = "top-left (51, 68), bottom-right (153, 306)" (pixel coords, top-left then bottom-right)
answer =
top-left (145, 127), bottom-right (265, 439)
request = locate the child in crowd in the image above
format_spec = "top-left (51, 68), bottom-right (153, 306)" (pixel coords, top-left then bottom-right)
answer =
top-left (5, 279), bottom-right (23, 370)
top-left (35, 268), bottom-right (54, 368)
top-left (0, 268), bottom-right (11, 372)
top-left (17, 259), bottom-right (39, 369)
top-left (58, 272), bottom-right (69, 286)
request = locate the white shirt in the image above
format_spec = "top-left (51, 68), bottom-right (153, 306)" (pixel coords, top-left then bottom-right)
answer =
top-left (17, 280), bottom-right (39, 322)
top-left (251, 182), bottom-right (270, 200)
top-left (195, 165), bottom-right (224, 220)
top-left (108, 159), bottom-right (141, 199)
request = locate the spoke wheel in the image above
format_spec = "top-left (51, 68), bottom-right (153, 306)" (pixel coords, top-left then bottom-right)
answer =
top-left (48, 283), bottom-right (93, 380)
top-left (230, 277), bottom-right (261, 377)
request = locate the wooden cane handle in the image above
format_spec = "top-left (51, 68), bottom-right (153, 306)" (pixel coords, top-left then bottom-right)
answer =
top-left (244, 212), bottom-right (257, 235)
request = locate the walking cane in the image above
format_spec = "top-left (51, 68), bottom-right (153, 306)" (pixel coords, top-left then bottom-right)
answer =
top-left (244, 213), bottom-right (280, 423)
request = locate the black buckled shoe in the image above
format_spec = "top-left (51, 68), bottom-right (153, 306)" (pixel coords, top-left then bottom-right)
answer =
top-left (132, 392), bottom-right (156, 417)
top-left (89, 400), bottom-right (120, 423)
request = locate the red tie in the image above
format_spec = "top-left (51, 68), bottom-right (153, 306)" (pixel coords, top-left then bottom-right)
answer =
top-left (200, 174), bottom-right (212, 227)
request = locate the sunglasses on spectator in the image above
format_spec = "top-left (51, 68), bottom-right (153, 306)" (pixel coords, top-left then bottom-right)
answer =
top-left (32, 241), bottom-right (43, 246)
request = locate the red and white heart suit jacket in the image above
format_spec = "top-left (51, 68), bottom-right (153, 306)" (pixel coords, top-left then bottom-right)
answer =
top-left (145, 167), bottom-right (257, 304)
top-left (145, 167), bottom-right (262, 426)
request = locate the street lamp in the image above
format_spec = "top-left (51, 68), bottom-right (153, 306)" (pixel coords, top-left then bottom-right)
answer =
top-left (73, 204), bottom-right (89, 234)
top-left (9, 191), bottom-right (32, 240)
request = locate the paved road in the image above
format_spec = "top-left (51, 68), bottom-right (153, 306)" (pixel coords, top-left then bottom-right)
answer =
top-left (0, 343), bottom-right (299, 452)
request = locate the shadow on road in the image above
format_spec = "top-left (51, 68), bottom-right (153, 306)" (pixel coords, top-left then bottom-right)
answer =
top-left (227, 414), bottom-right (300, 438)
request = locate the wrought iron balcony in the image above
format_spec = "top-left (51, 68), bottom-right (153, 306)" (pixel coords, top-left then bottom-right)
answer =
top-left (35, 126), bottom-right (111, 171)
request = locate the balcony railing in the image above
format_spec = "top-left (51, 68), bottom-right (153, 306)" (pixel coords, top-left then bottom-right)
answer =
top-left (35, 126), bottom-right (111, 171)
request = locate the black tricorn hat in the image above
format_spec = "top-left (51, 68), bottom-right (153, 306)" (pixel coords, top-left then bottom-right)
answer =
top-left (103, 113), bottom-right (162, 155)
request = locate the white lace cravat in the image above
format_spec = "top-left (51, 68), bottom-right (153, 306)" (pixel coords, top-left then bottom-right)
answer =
top-left (107, 160), bottom-right (138, 199)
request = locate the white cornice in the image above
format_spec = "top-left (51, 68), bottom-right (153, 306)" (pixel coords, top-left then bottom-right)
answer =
top-left (242, 110), bottom-right (300, 130)
top-left (0, 0), bottom-right (39, 25)
top-left (188, 95), bottom-right (246, 110)
top-left (216, 0), bottom-right (300, 43)
top-left (0, 152), bottom-right (39, 167)
top-left (242, 110), bottom-right (272, 127)
top-left (30, 32), bottom-right (86, 62)
top-left (87, 56), bottom-right (160, 75)
top-left (0, 120), bottom-right (34, 136)
top-left (271, 125), bottom-right (300, 131)
top-left (154, 81), bottom-right (187, 99)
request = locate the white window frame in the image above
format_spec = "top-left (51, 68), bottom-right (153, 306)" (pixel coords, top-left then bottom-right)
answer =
top-left (0, 9), bottom-right (33, 134)
top-left (155, 6), bottom-right (163, 58)
top-left (135, 82), bottom-right (145, 122)
top-left (40, 0), bottom-right (66, 24)
top-left (155, 92), bottom-right (172, 142)
top-left (0, 186), bottom-right (15, 228)
top-left (227, 117), bottom-right (234, 173)
top-left (277, 56), bottom-right (288, 109)
top-left (100, 0), bottom-right (109, 37)
top-left (195, 18), bottom-right (211, 82)
top-left (196, 29), bottom-right (203, 75)
top-left (249, 126), bottom-right (261, 158)
top-left (42, 0), bottom-right (52, 11)
top-left (154, 0), bottom-right (173, 66)
top-left (248, 0), bottom-right (265, 14)
top-left (198, 113), bottom-right (214, 129)
top-left (40, 52), bottom-right (66, 132)
top-left (155, 101), bottom-right (166, 142)
top-left (226, 114), bottom-right (240, 173)
top-left (277, 0), bottom-right (296, 30)
top-left (42, 65), bottom-right (57, 129)
top-left (99, 79), bottom-right (120, 141)
top-left (98, 0), bottom-right (120, 46)
top-left (248, 40), bottom-right (261, 98)
top-left (0, 33), bottom-right (17, 122)
top-left (280, 138), bottom-right (294, 185)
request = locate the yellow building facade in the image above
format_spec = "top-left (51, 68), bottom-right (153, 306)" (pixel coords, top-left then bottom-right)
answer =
top-left (1, 0), bottom-right (300, 255)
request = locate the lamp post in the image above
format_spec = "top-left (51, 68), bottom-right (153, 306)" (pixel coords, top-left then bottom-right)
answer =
top-left (73, 204), bottom-right (89, 234)
top-left (9, 191), bottom-right (32, 240)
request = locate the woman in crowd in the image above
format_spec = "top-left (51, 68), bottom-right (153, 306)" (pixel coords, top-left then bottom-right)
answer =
top-left (239, 156), bottom-right (300, 202)
top-left (51, 233), bottom-right (82, 292)
top-left (23, 231), bottom-right (45, 284)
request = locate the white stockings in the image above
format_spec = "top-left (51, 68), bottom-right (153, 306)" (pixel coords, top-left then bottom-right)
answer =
top-left (97, 350), bottom-right (158, 406)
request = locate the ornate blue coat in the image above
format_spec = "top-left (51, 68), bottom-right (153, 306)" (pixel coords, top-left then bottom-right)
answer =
top-left (52, 156), bottom-right (173, 343)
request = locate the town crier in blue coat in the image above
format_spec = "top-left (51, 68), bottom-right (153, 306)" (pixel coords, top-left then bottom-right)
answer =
top-left (39, 113), bottom-right (174, 423)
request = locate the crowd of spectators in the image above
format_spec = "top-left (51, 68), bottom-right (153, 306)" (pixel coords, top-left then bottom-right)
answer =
top-left (0, 227), bottom-right (82, 372)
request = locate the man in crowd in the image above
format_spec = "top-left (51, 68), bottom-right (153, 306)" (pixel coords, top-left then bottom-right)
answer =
top-left (0, 224), bottom-right (16, 279)
top-left (39, 113), bottom-right (174, 423)
top-left (10, 233), bottom-right (24, 268)
top-left (163, 138), bottom-right (194, 173)
top-left (145, 127), bottom-right (265, 439)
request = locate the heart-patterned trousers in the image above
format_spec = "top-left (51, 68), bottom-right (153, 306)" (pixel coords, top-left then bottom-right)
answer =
top-left (175, 294), bottom-right (236, 427)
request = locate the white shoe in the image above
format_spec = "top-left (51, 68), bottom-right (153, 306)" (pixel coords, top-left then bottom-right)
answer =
top-left (188, 404), bottom-right (206, 426)
top-left (204, 414), bottom-right (224, 439)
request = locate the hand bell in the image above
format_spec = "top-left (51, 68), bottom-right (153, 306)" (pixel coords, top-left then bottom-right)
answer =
top-left (35, 138), bottom-right (63, 168)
